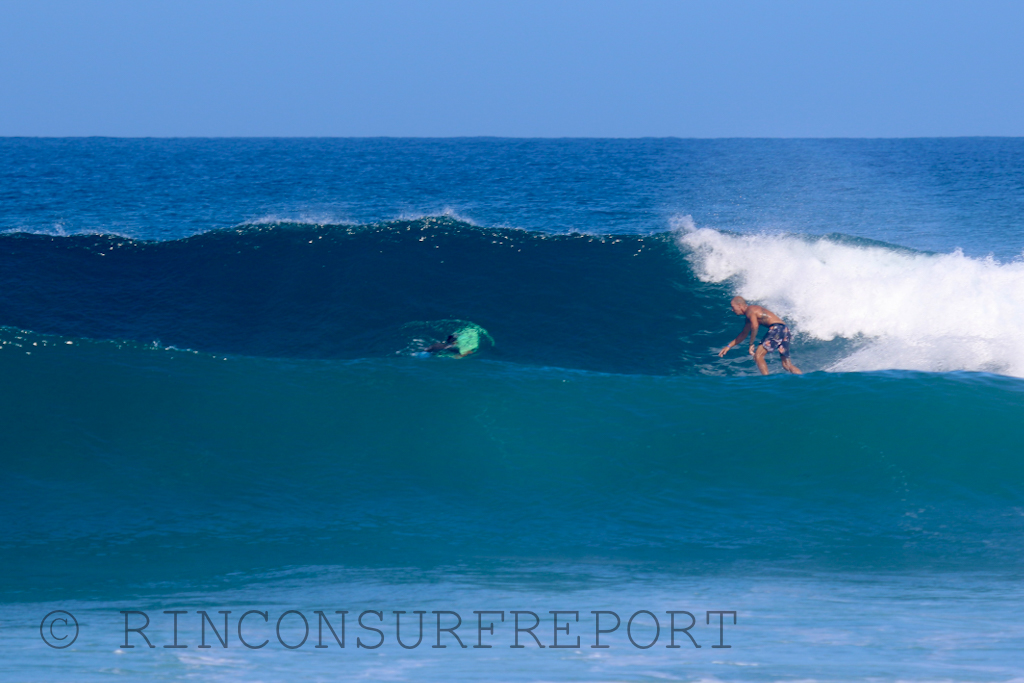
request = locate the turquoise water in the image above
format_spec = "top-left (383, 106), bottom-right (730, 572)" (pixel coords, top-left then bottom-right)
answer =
top-left (2, 138), bottom-right (1024, 680)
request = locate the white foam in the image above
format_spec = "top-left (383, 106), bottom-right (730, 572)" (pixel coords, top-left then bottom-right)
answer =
top-left (674, 217), bottom-right (1024, 377)
top-left (245, 208), bottom-right (480, 228)
top-left (393, 207), bottom-right (480, 226)
top-left (1, 221), bottom-right (135, 240)
top-left (243, 212), bottom-right (355, 227)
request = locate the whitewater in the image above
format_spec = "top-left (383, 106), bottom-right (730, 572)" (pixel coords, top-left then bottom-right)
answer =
top-left (677, 215), bottom-right (1024, 376)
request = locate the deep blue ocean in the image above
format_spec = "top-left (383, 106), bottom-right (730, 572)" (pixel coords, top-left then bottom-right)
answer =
top-left (2, 138), bottom-right (1024, 681)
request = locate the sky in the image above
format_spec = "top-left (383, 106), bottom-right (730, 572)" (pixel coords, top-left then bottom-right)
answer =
top-left (1, 0), bottom-right (1022, 138)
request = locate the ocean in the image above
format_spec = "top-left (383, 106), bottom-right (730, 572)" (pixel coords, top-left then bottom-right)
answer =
top-left (2, 137), bottom-right (1023, 681)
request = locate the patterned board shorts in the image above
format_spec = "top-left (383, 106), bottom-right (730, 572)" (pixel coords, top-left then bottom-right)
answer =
top-left (761, 323), bottom-right (792, 358)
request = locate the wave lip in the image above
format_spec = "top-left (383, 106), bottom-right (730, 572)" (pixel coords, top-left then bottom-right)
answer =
top-left (677, 218), bottom-right (1024, 377)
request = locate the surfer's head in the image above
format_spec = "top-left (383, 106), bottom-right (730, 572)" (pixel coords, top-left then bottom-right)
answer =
top-left (730, 296), bottom-right (748, 315)
top-left (445, 334), bottom-right (457, 344)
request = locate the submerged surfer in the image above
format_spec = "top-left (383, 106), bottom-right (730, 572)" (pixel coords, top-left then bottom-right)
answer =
top-left (718, 297), bottom-right (802, 375)
top-left (425, 328), bottom-right (479, 358)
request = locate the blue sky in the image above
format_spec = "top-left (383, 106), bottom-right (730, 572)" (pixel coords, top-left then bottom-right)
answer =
top-left (1, 0), bottom-right (1022, 137)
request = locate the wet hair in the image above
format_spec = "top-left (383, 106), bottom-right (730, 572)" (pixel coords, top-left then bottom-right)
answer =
top-left (731, 296), bottom-right (747, 308)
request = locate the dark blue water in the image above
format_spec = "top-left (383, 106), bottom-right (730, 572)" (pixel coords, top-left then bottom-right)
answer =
top-left (5, 138), bottom-right (1024, 256)
top-left (3, 138), bottom-right (1024, 681)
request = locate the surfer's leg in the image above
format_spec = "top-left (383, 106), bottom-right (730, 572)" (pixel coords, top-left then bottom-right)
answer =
top-left (754, 345), bottom-right (770, 375)
top-left (778, 331), bottom-right (802, 374)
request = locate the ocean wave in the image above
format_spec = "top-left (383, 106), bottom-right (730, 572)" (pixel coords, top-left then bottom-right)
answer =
top-left (0, 219), bottom-right (720, 375)
top-left (4, 217), bottom-right (1023, 377)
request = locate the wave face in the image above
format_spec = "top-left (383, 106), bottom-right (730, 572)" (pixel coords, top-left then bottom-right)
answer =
top-left (4, 331), bottom-right (1024, 599)
top-left (0, 219), bottom-right (732, 375)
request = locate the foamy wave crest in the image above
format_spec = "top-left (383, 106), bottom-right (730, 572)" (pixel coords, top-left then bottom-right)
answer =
top-left (676, 220), bottom-right (1024, 377)
top-left (1, 221), bottom-right (134, 239)
top-left (245, 208), bottom-right (480, 229)
top-left (393, 207), bottom-right (480, 226)
top-left (243, 212), bottom-right (355, 227)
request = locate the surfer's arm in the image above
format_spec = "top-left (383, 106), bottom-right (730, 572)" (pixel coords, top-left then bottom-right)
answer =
top-left (747, 315), bottom-right (760, 355)
top-left (719, 321), bottom-right (752, 356)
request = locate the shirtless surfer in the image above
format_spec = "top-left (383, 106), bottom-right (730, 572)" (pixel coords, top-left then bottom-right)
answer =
top-left (718, 297), bottom-right (802, 375)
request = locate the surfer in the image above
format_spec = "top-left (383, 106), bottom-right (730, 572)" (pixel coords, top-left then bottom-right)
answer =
top-left (424, 328), bottom-right (479, 358)
top-left (718, 297), bottom-right (802, 375)
top-left (425, 334), bottom-right (461, 355)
